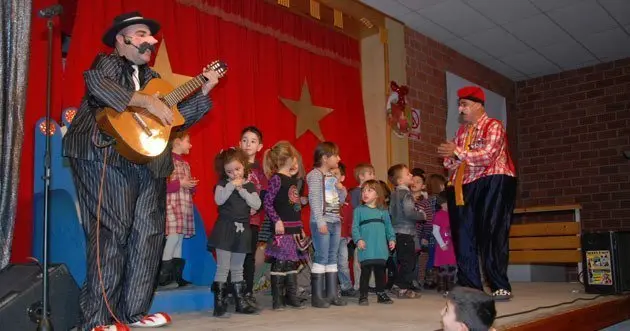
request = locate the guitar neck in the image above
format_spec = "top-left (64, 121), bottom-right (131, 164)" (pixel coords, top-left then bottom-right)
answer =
top-left (162, 74), bottom-right (207, 107)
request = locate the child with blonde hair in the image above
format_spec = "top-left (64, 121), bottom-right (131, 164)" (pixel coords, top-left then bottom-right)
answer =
top-left (262, 141), bottom-right (308, 310)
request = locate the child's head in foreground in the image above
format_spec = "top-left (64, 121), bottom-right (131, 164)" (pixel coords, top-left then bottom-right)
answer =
top-left (441, 287), bottom-right (496, 331)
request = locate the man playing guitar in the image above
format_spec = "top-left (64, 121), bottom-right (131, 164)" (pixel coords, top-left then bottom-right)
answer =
top-left (62, 11), bottom-right (220, 331)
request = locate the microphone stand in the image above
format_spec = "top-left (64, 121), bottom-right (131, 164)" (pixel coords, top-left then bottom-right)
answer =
top-left (36, 4), bottom-right (63, 331)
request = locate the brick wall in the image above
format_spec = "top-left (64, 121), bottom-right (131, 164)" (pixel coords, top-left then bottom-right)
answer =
top-left (404, 28), bottom-right (630, 232)
top-left (516, 59), bottom-right (630, 231)
top-left (404, 28), bottom-right (516, 176)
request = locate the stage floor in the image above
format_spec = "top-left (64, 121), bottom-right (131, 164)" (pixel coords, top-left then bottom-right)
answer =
top-left (166, 282), bottom-right (619, 330)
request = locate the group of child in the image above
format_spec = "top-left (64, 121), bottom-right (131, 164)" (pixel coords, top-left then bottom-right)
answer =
top-left (157, 126), bottom-right (497, 331)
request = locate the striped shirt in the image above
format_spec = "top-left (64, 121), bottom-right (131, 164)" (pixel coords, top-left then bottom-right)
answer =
top-left (62, 53), bottom-right (212, 178)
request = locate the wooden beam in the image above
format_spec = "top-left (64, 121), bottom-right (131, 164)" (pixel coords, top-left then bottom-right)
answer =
top-left (318, 0), bottom-right (386, 26)
top-left (514, 204), bottom-right (582, 214)
top-left (510, 236), bottom-right (581, 250)
top-left (317, 0), bottom-right (391, 38)
top-left (510, 222), bottom-right (580, 237)
top-left (262, 0), bottom-right (367, 39)
top-left (509, 250), bottom-right (582, 264)
top-left (503, 295), bottom-right (630, 331)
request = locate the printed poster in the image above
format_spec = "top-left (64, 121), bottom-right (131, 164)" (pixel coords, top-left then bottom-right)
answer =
top-left (586, 250), bottom-right (613, 286)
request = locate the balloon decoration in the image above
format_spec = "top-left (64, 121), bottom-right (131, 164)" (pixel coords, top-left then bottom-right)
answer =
top-left (386, 81), bottom-right (412, 138)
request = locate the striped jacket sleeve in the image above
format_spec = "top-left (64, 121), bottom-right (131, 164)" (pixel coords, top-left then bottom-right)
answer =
top-left (307, 170), bottom-right (325, 228)
top-left (83, 54), bottom-right (134, 113)
top-left (177, 91), bottom-right (212, 131)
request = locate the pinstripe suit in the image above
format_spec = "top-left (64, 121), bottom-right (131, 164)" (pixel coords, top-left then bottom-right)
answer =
top-left (63, 53), bottom-right (212, 330)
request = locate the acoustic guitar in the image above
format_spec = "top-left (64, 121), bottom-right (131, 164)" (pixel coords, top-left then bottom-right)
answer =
top-left (96, 60), bottom-right (228, 164)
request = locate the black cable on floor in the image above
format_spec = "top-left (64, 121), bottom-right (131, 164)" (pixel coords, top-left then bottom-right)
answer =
top-left (495, 295), bottom-right (603, 319)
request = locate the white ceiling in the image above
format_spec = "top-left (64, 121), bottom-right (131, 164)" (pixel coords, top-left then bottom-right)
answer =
top-left (359, 0), bottom-right (630, 81)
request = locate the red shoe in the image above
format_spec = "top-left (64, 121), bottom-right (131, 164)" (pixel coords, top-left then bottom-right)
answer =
top-left (91, 323), bottom-right (130, 331)
top-left (128, 312), bottom-right (172, 328)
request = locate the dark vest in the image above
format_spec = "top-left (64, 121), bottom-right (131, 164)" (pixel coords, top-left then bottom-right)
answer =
top-left (217, 179), bottom-right (257, 223)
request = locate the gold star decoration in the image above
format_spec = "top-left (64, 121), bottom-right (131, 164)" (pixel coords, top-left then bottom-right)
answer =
top-left (151, 39), bottom-right (192, 87)
top-left (280, 79), bottom-right (333, 141)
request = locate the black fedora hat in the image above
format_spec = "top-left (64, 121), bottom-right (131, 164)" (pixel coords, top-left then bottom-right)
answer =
top-left (102, 11), bottom-right (160, 47)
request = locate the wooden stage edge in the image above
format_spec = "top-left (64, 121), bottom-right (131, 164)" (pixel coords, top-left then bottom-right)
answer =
top-left (503, 294), bottom-right (630, 331)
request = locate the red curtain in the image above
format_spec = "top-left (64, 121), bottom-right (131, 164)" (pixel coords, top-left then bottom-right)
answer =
top-left (13, 0), bottom-right (369, 260)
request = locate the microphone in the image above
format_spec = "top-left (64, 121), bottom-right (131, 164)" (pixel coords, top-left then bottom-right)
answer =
top-left (38, 4), bottom-right (63, 18)
top-left (124, 38), bottom-right (155, 54)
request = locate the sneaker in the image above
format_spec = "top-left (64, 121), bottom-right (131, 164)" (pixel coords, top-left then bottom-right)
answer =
top-left (128, 312), bottom-right (172, 328)
top-left (397, 289), bottom-right (420, 299)
top-left (492, 289), bottom-right (513, 301)
top-left (410, 280), bottom-right (423, 293)
top-left (358, 296), bottom-right (369, 306)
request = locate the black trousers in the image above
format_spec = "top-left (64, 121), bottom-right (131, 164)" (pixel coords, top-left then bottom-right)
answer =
top-left (446, 175), bottom-right (516, 292)
top-left (360, 264), bottom-right (386, 295)
top-left (394, 233), bottom-right (416, 289)
top-left (70, 159), bottom-right (166, 330)
top-left (243, 225), bottom-right (259, 293)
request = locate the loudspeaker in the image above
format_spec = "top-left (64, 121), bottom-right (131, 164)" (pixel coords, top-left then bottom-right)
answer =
top-left (0, 263), bottom-right (80, 330)
top-left (582, 231), bottom-right (630, 295)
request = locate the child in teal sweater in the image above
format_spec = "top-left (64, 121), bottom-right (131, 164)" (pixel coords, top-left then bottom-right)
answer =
top-left (352, 180), bottom-right (396, 306)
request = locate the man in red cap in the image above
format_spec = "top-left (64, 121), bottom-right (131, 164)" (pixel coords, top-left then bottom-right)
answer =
top-left (63, 11), bottom-right (221, 331)
top-left (437, 86), bottom-right (516, 301)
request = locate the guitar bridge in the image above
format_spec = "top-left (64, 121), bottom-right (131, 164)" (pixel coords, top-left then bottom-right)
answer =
top-left (132, 113), bottom-right (153, 137)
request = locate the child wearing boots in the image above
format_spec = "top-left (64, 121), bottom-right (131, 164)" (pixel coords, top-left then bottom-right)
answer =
top-left (160, 132), bottom-right (196, 288)
top-left (207, 148), bottom-right (260, 317)
top-left (262, 141), bottom-right (308, 311)
top-left (307, 141), bottom-right (347, 308)
top-left (433, 192), bottom-right (457, 295)
top-left (352, 180), bottom-right (396, 305)
top-left (239, 126), bottom-right (268, 306)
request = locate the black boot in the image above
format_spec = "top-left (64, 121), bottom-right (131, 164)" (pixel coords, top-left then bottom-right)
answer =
top-left (284, 262), bottom-right (305, 309)
top-left (158, 260), bottom-right (175, 287)
top-left (358, 290), bottom-right (369, 306)
top-left (325, 272), bottom-right (347, 306)
top-left (310, 273), bottom-right (330, 308)
top-left (424, 268), bottom-right (437, 289)
top-left (225, 272), bottom-right (234, 305)
top-left (436, 271), bottom-right (445, 293)
top-left (377, 291), bottom-right (393, 304)
top-left (232, 281), bottom-right (258, 314)
top-left (211, 282), bottom-right (230, 317)
top-left (445, 274), bottom-right (455, 295)
top-left (173, 258), bottom-right (192, 287)
top-left (270, 262), bottom-right (285, 310)
top-left (410, 280), bottom-right (423, 293)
